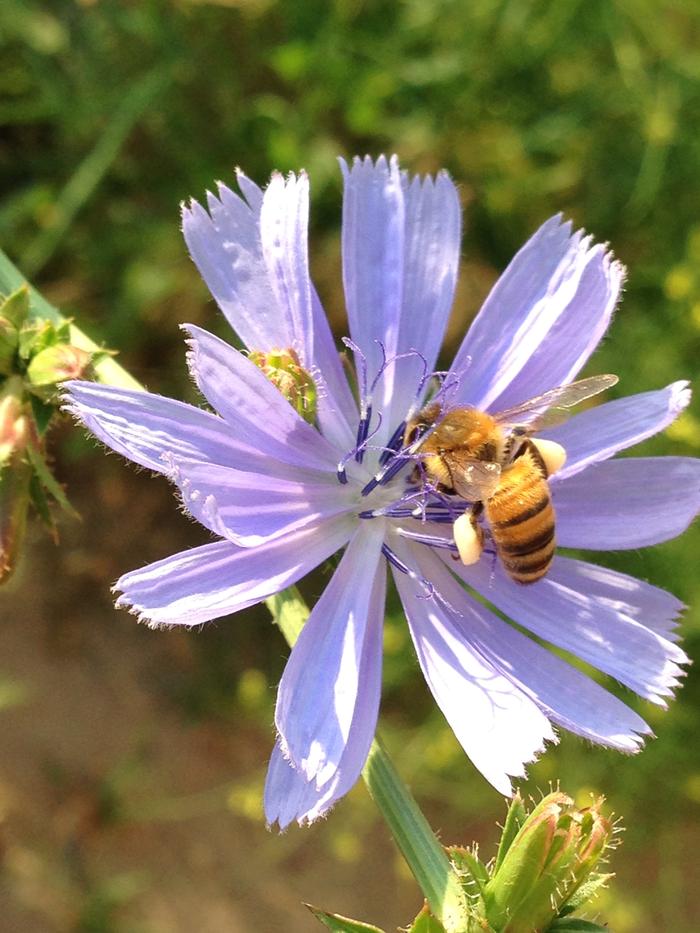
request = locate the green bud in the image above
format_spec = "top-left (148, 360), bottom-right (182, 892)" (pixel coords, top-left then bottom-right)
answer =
top-left (0, 287), bottom-right (30, 375)
top-left (249, 347), bottom-right (318, 424)
top-left (26, 343), bottom-right (93, 388)
top-left (482, 792), bottom-right (613, 933)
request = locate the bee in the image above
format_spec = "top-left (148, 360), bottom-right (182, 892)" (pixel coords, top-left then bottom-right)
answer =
top-left (404, 375), bottom-right (619, 585)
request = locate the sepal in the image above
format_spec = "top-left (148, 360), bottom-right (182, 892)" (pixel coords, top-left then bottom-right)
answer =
top-left (306, 903), bottom-right (387, 932)
top-left (404, 902), bottom-right (447, 932)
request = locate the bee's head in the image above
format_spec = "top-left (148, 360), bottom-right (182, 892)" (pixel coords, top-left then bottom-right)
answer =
top-left (404, 402), bottom-right (442, 447)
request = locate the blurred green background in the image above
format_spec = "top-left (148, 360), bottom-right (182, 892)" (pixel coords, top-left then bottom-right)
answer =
top-left (2, 0), bottom-right (700, 930)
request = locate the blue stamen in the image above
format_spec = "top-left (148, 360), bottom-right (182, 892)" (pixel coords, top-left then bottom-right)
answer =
top-left (378, 453), bottom-right (412, 486)
top-left (381, 543), bottom-right (411, 574)
top-left (397, 528), bottom-right (458, 551)
top-left (355, 404), bottom-right (372, 463)
top-left (379, 420), bottom-right (406, 467)
top-left (336, 463), bottom-right (348, 484)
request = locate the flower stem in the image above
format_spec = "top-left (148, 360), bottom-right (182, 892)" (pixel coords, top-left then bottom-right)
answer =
top-left (267, 586), bottom-right (470, 932)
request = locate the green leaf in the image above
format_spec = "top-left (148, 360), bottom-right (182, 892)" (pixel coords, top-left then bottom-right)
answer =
top-left (28, 395), bottom-right (55, 436)
top-left (406, 902), bottom-right (447, 932)
top-left (25, 442), bottom-right (79, 518)
top-left (265, 585), bottom-right (309, 644)
top-left (305, 904), bottom-right (387, 932)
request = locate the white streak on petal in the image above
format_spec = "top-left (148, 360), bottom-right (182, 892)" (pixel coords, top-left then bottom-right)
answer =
top-left (275, 524), bottom-right (385, 784)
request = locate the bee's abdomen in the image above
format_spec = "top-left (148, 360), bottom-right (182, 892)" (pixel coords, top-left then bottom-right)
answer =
top-left (485, 447), bottom-right (555, 585)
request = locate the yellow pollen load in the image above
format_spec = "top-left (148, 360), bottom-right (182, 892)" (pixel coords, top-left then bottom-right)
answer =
top-left (453, 512), bottom-right (483, 566)
top-left (530, 437), bottom-right (567, 475)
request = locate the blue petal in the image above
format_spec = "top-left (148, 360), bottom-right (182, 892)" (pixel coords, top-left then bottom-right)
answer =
top-left (114, 515), bottom-right (355, 628)
top-left (451, 555), bottom-right (688, 706)
top-left (406, 546), bottom-right (651, 753)
top-left (275, 525), bottom-right (385, 785)
top-left (554, 456), bottom-right (700, 549)
top-left (63, 381), bottom-right (264, 474)
top-left (265, 554), bottom-right (386, 829)
top-left (542, 556), bottom-right (685, 642)
top-left (340, 156), bottom-right (461, 447)
top-left (183, 176), bottom-right (357, 450)
top-left (183, 325), bottom-right (347, 475)
top-left (544, 381), bottom-right (691, 480)
top-left (391, 539), bottom-right (556, 795)
top-left (448, 216), bottom-right (624, 411)
top-left (166, 456), bottom-right (356, 547)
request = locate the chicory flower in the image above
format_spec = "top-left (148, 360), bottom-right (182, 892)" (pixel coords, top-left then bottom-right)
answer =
top-left (64, 156), bottom-right (699, 829)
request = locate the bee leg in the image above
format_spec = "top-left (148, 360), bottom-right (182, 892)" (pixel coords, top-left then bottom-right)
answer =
top-left (530, 438), bottom-right (567, 476)
top-left (452, 506), bottom-right (484, 566)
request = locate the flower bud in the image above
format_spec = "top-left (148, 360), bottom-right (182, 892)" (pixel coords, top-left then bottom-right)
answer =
top-left (26, 343), bottom-right (94, 388)
top-left (482, 792), bottom-right (613, 933)
top-left (249, 347), bottom-right (318, 424)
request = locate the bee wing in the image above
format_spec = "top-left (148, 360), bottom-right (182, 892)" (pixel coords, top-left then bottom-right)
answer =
top-left (494, 374), bottom-right (619, 430)
top-left (447, 452), bottom-right (502, 501)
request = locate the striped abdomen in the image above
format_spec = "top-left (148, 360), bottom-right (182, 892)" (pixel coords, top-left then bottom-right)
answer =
top-left (485, 441), bottom-right (555, 585)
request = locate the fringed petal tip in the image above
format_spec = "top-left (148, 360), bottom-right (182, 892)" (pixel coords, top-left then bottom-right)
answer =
top-left (669, 379), bottom-right (693, 413)
top-left (338, 153), bottom-right (395, 175)
top-left (263, 740), bottom-right (340, 832)
top-left (496, 728), bottom-right (560, 798)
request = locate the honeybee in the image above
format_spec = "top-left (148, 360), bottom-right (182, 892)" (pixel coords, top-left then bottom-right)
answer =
top-left (404, 375), bottom-right (618, 584)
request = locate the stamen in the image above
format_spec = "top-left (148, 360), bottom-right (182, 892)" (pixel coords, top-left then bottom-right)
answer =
top-left (336, 463), bottom-right (348, 484)
top-left (378, 420), bottom-right (406, 467)
top-left (338, 411), bottom-right (384, 478)
top-left (342, 337), bottom-right (368, 402)
top-left (368, 340), bottom-right (388, 394)
top-left (397, 527), bottom-right (458, 552)
top-left (381, 544), bottom-right (437, 600)
top-left (355, 403), bottom-right (372, 463)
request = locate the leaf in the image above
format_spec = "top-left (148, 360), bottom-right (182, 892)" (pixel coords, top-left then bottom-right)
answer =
top-left (265, 584), bottom-right (309, 645)
top-left (406, 902), bottom-right (447, 932)
top-left (305, 904), bottom-right (387, 932)
top-left (26, 442), bottom-right (79, 518)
